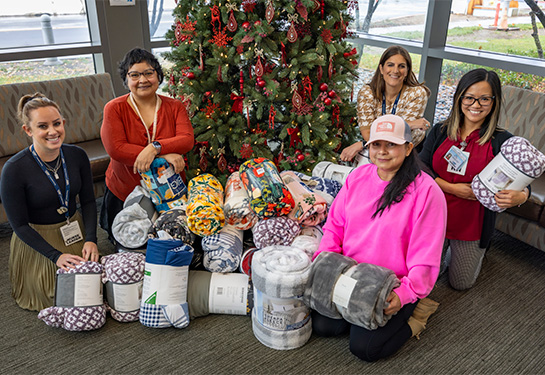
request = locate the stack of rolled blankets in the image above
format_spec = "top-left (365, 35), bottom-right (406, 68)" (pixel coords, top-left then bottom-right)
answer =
top-left (251, 245), bottom-right (312, 350)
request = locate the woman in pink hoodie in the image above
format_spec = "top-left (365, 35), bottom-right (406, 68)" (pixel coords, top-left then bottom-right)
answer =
top-left (313, 114), bottom-right (447, 362)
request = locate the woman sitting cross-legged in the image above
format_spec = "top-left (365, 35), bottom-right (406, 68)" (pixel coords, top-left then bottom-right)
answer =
top-left (311, 114), bottom-right (447, 362)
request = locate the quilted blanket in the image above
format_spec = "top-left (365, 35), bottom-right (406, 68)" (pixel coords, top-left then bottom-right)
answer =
top-left (139, 238), bottom-right (194, 328)
top-left (472, 136), bottom-right (545, 212)
top-left (201, 224), bottom-right (244, 273)
top-left (101, 252), bottom-right (146, 322)
top-left (186, 174), bottom-right (225, 236)
top-left (140, 157), bottom-right (187, 213)
top-left (239, 158), bottom-right (294, 218)
top-left (224, 171), bottom-right (258, 230)
top-left (303, 252), bottom-right (400, 330)
top-left (38, 261), bottom-right (106, 331)
top-left (280, 171), bottom-right (328, 226)
top-left (252, 216), bottom-right (301, 250)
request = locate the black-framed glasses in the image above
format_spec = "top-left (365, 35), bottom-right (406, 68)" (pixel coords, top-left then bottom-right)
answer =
top-left (461, 95), bottom-right (495, 107)
top-left (127, 69), bottom-right (156, 81)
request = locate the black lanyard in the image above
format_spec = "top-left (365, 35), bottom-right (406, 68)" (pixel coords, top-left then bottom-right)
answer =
top-left (382, 91), bottom-right (401, 115)
top-left (30, 146), bottom-right (71, 222)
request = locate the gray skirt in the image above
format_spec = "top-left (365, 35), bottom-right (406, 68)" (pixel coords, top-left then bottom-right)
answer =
top-left (9, 212), bottom-right (85, 311)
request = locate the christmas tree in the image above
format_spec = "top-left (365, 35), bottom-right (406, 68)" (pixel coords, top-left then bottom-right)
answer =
top-left (165, 0), bottom-right (360, 181)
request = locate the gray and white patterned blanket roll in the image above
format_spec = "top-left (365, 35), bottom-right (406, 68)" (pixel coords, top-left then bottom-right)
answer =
top-left (252, 216), bottom-right (301, 249)
top-left (201, 224), bottom-right (244, 273)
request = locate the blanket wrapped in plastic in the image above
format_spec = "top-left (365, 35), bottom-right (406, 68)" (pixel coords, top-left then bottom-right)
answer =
top-left (472, 136), bottom-right (545, 212)
top-left (292, 171), bottom-right (343, 207)
top-left (186, 174), bottom-right (225, 236)
top-left (303, 252), bottom-right (400, 330)
top-left (139, 238), bottom-right (194, 328)
top-left (38, 261), bottom-right (106, 331)
top-left (291, 226), bottom-right (323, 259)
top-left (312, 161), bottom-right (354, 185)
top-left (280, 171), bottom-right (328, 226)
top-left (201, 224), bottom-right (244, 273)
top-left (224, 171), bottom-right (259, 230)
top-left (101, 252), bottom-right (145, 322)
top-left (140, 157), bottom-right (187, 213)
top-left (239, 158), bottom-right (294, 218)
top-left (252, 216), bottom-right (301, 249)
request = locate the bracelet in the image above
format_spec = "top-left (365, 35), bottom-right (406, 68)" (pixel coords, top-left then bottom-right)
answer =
top-left (518, 188), bottom-right (529, 207)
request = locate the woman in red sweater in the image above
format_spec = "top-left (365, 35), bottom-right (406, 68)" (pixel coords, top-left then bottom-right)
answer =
top-left (100, 48), bottom-right (194, 242)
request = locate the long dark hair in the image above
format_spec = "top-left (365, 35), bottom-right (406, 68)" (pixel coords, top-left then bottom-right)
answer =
top-left (118, 47), bottom-right (164, 88)
top-left (442, 68), bottom-right (502, 145)
top-left (368, 45), bottom-right (430, 99)
top-left (372, 148), bottom-right (422, 218)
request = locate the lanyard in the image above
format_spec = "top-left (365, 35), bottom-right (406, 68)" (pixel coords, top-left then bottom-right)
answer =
top-left (30, 145), bottom-right (70, 222)
top-left (382, 91), bottom-right (401, 116)
top-left (129, 93), bottom-right (159, 144)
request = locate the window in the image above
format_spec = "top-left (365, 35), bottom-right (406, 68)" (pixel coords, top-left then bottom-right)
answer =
top-left (148, 0), bottom-right (175, 40)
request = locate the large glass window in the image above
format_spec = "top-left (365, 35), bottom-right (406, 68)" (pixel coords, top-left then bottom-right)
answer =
top-left (0, 2), bottom-right (90, 49)
top-left (148, 0), bottom-right (175, 40)
top-left (447, 1), bottom-right (545, 61)
top-left (351, 0), bottom-right (429, 42)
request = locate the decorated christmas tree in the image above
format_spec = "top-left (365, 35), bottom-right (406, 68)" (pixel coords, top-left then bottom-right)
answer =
top-left (165, 0), bottom-right (360, 181)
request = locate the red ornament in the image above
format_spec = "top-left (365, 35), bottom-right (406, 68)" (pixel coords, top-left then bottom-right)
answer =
top-left (324, 98), bottom-right (332, 106)
top-left (319, 83), bottom-right (328, 92)
top-left (186, 72), bottom-right (195, 79)
top-left (297, 154), bottom-right (305, 162)
top-left (199, 147), bottom-right (208, 172)
top-left (266, 1), bottom-right (275, 23)
top-left (257, 79), bottom-right (266, 88)
top-left (240, 143), bottom-right (253, 159)
top-left (317, 65), bottom-right (323, 82)
top-left (254, 20), bottom-right (262, 26)
top-left (287, 23), bottom-right (298, 43)
top-left (295, 149), bottom-right (301, 155)
top-left (242, 21), bottom-right (251, 31)
top-left (218, 152), bottom-right (227, 173)
top-left (227, 11), bottom-right (237, 32)
top-left (328, 90), bottom-right (336, 98)
top-left (321, 29), bottom-right (333, 44)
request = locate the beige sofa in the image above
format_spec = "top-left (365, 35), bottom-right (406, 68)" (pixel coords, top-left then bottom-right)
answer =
top-left (0, 73), bottom-right (115, 223)
top-left (495, 86), bottom-right (545, 252)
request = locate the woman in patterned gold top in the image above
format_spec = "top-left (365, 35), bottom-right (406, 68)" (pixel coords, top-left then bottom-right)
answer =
top-left (340, 46), bottom-right (431, 162)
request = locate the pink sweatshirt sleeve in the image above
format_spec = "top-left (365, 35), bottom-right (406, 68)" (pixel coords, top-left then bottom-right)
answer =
top-left (394, 182), bottom-right (447, 306)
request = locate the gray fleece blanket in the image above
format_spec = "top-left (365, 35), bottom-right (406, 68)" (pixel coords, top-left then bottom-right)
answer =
top-left (303, 252), bottom-right (400, 330)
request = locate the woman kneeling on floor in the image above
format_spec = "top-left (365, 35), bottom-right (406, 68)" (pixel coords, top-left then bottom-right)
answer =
top-left (312, 114), bottom-right (447, 362)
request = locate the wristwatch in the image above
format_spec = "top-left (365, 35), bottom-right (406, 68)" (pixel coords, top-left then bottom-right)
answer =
top-left (152, 141), bottom-right (162, 154)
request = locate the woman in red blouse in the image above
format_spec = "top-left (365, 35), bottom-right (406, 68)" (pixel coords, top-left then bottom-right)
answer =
top-left (419, 69), bottom-right (528, 290)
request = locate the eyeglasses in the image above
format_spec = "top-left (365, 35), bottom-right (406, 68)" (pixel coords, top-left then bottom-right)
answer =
top-left (127, 69), bottom-right (156, 81)
top-left (461, 95), bottom-right (495, 107)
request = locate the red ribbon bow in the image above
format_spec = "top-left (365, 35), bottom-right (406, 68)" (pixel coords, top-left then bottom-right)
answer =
top-left (230, 93), bottom-right (244, 113)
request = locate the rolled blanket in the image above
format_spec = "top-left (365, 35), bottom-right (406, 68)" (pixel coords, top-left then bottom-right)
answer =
top-left (112, 186), bottom-right (158, 250)
top-left (187, 270), bottom-right (253, 319)
top-left (280, 171), bottom-right (328, 226)
top-left (224, 172), bottom-right (259, 230)
top-left (38, 261), bottom-right (106, 331)
top-left (252, 216), bottom-right (301, 250)
top-left (239, 157), bottom-right (294, 218)
top-left (472, 136), bottom-right (545, 212)
top-left (139, 238), bottom-right (194, 328)
top-left (312, 161), bottom-right (355, 185)
top-left (186, 174), bottom-right (225, 236)
top-left (239, 247), bottom-right (258, 278)
top-left (140, 157), bottom-right (187, 213)
top-left (148, 207), bottom-right (195, 245)
top-left (303, 252), bottom-right (401, 330)
top-left (201, 224), bottom-right (244, 273)
top-left (101, 252), bottom-right (146, 322)
top-left (251, 290), bottom-right (312, 351)
top-left (292, 172), bottom-right (343, 202)
top-left (291, 226), bottom-right (323, 259)
top-left (251, 245), bottom-right (311, 299)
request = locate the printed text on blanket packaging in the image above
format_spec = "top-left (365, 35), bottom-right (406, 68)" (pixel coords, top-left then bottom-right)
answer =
top-left (209, 273), bottom-right (248, 315)
top-left (142, 263), bottom-right (188, 305)
top-left (332, 274), bottom-right (357, 308)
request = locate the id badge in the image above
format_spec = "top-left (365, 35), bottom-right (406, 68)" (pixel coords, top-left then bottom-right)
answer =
top-left (445, 146), bottom-right (470, 176)
top-left (60, 221), bottom-right (84, 246)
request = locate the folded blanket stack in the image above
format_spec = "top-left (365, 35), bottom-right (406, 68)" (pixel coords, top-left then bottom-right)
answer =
top-left (112, 186), bottom-right (157, 250)
top-left (252, 216), bottom-right (301, 249)
top-left (101, 252), bottom-right (146, 322)
top-left (224, 172), bottom-right (258, 230)
top-left (187, 270), bottom-right (253, 319)
top-left (201, 224), bottom-right (244, 273)
top-left (186, 174), bottom-right (225, 236)
top-left (239, 157), bottom-right (294, 218)
top-left (472, 136), bottom-right (545, 212)
top-left (312, 161), bottom-right (355, 185)
top-left (38, 262), bottom-right (106, 331)
top-left (291, 226), bottom-right (323, 258)
top-left (280, 171), bottom-right (328, 226)
top-left (140, 157), bottom-right (187, 213)
top-left (140, 238), bottom-right (194, 328)
top-left (251, 245), bottom-right (312, 350)
top-left (303, 252), bottom-right (400, 330)
top-left (292, 171), bottom-right (343, 207)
